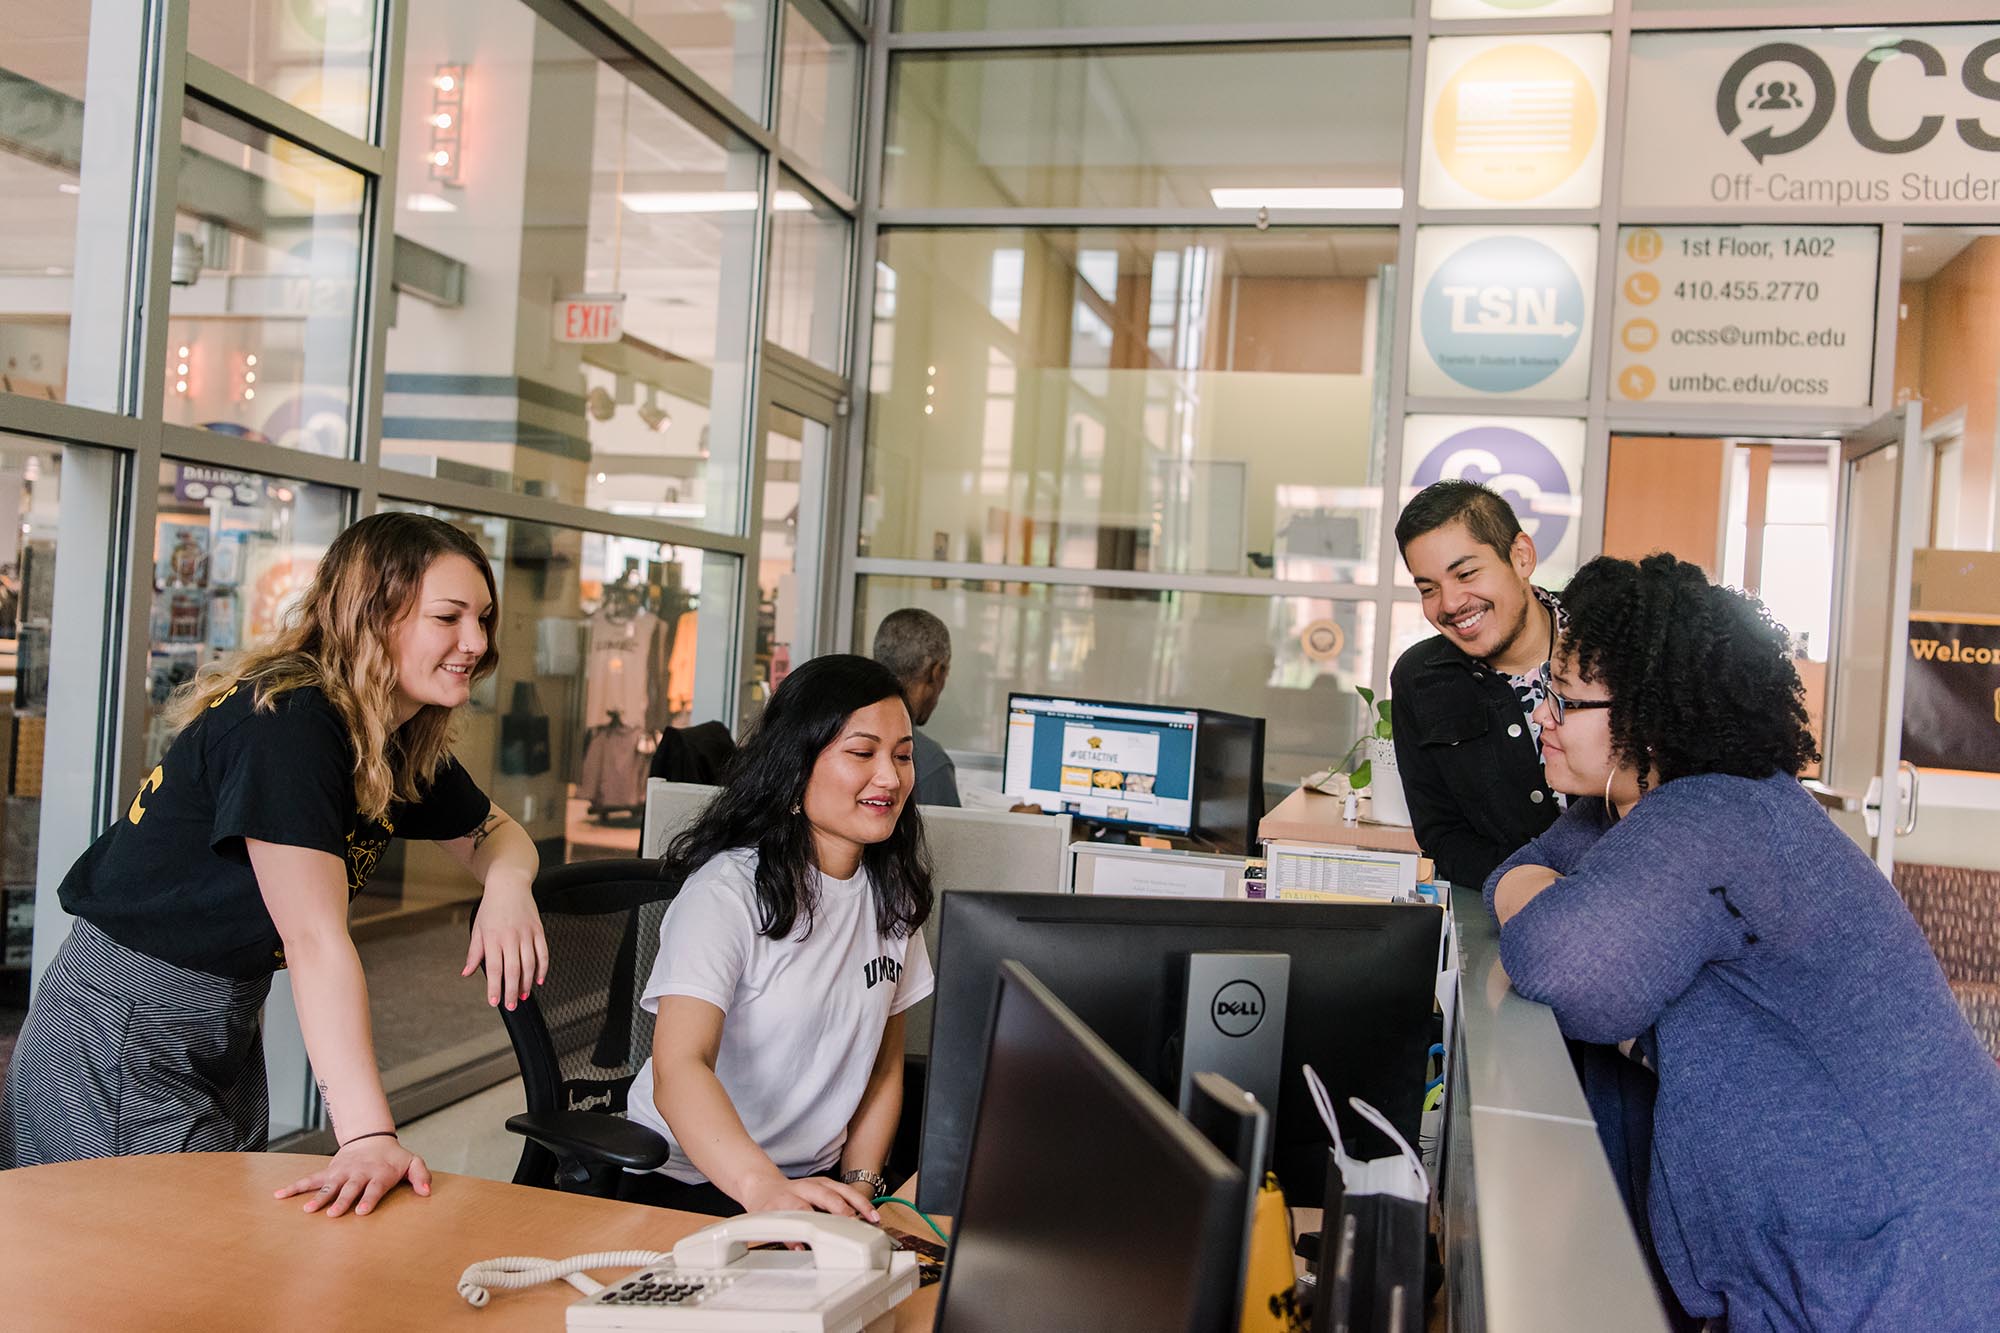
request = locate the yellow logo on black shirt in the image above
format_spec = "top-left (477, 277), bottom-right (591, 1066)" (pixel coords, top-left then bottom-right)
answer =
top-left (345, 812), bottom-right (396, 897)
top-left (127, 765), bottom-right (164, 825)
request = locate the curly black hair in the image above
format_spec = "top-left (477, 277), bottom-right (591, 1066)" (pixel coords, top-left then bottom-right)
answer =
top-left (1558, 553), bottom-right (1819, 791)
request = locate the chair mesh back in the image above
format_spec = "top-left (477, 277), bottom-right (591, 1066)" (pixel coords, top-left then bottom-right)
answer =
top-left (538, 902), bottom-right (665, 1091)
top-left (511, 860), bottom-right (681, 1117)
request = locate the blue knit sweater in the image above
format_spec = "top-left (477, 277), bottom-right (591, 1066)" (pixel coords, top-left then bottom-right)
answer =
top-left (1486, 772), bottom-right (2000, 1331)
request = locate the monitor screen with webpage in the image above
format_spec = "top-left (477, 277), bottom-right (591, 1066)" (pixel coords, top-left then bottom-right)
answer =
top-left (1001, 693), bottom-right (1200, 835)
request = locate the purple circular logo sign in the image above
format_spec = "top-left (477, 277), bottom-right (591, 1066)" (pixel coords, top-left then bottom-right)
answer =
top-left (1410, 426), bottom-right (1574, 557)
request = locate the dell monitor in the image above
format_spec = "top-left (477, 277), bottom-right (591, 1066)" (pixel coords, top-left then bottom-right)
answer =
top-left (934, 961), bottom-right (1245, 1333)
top-left (1001, 693), bottom-right (1200, 836)
top-left (1191, 708), bottom-right (1267, 854)
top-left (918, 893), bottom-right (1442, 1216)
top-left (1186, 1071), bottom-right (1273, 1322)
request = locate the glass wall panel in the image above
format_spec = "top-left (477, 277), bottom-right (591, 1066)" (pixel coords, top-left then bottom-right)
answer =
top-left (625, 0), bottom-right (772, 121)
top-left (0, 3), bottom-right (106, 404)
top-left (165, 101), bottom-right (365, 456)
top-left (1632, 0), bottom-right (1986, 13)
top-left (360, 507), bottom-right (740, 1097)
top-left (142, 461), bottom-right (349, 767)
top-left (896, 0), bottom-right (1410, 28)
top-left (753, 406), bottom-right (826, 710)
top-left (767, 172), bottom-right (850, 369)
top-left (885, 44), bottom-right (1408, 209)
top-left (779, 1), bottom-right (861, 191)
top-left (0, 436), bottom-right (68, 986)
top-left (865, 229), bottom-right (1396, 583)
top-left (856, 576), bottom-right (1376, 785)
top-left (387, 0), bottom-right (761, 532)
top-left (189, 0), bottom-right (378, 138)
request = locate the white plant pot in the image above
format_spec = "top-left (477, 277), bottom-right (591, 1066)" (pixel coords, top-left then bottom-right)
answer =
top-left (1365, 736), bottom-right (1412, 826)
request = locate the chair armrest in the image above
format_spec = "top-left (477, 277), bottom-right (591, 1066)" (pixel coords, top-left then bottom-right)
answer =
top-left (506, 1110), bottom-right (670, 1172)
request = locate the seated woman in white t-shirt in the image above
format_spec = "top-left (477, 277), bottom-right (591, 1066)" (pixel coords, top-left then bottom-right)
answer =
top-left (621, 653), bottom-right (935, 1219)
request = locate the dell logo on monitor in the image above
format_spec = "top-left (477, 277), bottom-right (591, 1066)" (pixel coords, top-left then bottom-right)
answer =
top-left (1211, 980), bottom-right (1267, 1038)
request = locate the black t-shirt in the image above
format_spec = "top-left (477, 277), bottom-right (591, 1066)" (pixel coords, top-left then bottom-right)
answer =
top-left (60, 683), bottom-right (491, 979)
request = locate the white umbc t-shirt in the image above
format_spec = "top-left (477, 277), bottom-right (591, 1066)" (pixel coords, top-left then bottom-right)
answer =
top-left (626, 847), bottom-right (934, 1183)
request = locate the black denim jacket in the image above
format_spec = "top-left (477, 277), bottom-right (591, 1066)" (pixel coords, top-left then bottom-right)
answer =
top-left (1388, 635), bottom-right (1561, 889)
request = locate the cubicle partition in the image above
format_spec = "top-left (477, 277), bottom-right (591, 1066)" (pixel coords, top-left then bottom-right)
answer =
top-left (1439, 886), bottom-right (1670, 1333)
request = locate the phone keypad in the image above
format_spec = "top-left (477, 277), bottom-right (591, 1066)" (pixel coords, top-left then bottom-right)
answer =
top-left (601, 1273), bottom-right (717, 1306)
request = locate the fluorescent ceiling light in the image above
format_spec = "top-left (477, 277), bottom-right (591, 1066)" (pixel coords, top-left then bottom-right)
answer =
top-left (406, 193), bottom-right (458, 213)
top-left (1209, 187), bottom-right (1404, 210)
top-left (621, 189), bottom-right (814, 214)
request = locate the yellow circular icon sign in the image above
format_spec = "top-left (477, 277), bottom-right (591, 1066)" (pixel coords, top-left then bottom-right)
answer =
top-left (1433, 44), bottom-right (1599, 203)
top-left (1623, 272), bottom-right (1661, 305)
top-left (1617, 365), bottom-right (1657, 400)
top-left (1620, 319), bottom-right (1658, 352)
top-left (1624, 229), bottom-right (1663, 264)
top-left (1300, 620), bottom-right (1346, 663)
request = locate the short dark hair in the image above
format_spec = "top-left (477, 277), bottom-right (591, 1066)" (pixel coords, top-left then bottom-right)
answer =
top-left (871, 607), bottom-right (951, 684)
top-left (1394, 479), bottom-right (1523, 561)
top-left (665, 654), bottom-right (933, 941)
top-left (1559, 553), bottom-right (1818, 792)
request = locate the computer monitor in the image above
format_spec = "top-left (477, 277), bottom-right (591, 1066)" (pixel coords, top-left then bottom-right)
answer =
top-left (1191, 708), bottom-right (1266, 854)
top-left (918, 893), bottom-right (1441, 1216)
top-left (1185, 1071), bottom-right (1272, 1322)
top-left (1001, 693), bottom-right (1200, 835)
top-left (934, 961), bottom-right (1245, 1333)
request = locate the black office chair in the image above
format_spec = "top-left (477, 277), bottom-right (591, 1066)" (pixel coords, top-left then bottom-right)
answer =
top-left (491, 856), bottom-right (684, 1196)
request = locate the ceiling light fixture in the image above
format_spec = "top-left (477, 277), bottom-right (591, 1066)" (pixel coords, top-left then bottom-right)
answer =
top-left (619, 189), bottom-right (814, 214)
top-left (1208, 187), bottom-right (1404, 210)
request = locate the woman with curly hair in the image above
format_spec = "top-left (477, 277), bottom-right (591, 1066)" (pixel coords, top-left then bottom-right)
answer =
top-left (1487, 553), bottom-right (2000, 1330)
top-left (1, 513), bottom-right (545, 1220)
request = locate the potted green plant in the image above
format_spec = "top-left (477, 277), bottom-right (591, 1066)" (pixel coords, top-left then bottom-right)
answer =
top-left (1338, 687), bottom-right (1411, 826)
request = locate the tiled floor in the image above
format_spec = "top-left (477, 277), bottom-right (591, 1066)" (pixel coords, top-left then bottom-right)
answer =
top-left (397, 1076), bottom-right (531, 1183)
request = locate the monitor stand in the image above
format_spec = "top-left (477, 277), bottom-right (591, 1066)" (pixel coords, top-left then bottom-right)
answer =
top-left (1177, 950), bottom-right (1290, 1132)
top-left (1070, 813), bottom-right (1223, 853)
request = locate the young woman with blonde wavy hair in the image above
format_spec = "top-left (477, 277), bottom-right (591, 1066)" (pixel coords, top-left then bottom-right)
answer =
top-left (0, 513), bottom-right (545, 1220)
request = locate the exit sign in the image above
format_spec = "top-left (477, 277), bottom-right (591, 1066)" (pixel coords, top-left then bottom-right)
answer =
top-left (556, 293), bottom-right (624, 344)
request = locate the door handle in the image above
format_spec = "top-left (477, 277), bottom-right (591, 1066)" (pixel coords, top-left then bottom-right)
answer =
top-left (1801, 780), bottom-right (1863, 813)
top-left (1896, 761), bottom-right (1920, 837)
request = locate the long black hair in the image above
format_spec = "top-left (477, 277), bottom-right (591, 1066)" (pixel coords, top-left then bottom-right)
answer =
top-left (1560, 553), bottom-right (1819, 794)
top-left (665, 654), bottom-right (934, 941)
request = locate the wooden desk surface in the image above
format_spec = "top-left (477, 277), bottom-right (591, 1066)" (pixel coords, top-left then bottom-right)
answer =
top-left (0, 1154), bottom-right (941, 1331)
top-left (1258, 785), bottom-right (1423, 854)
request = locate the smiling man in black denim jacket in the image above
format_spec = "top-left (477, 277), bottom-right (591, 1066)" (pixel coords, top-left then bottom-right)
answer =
top-left (1388, 480), bottom-right (1565, 889)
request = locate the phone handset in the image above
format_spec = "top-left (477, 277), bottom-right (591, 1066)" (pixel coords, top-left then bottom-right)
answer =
top-left (671, 1212), bottom-right (891, 1271)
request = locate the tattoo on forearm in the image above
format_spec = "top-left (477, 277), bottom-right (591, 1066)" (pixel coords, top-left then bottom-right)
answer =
top-left (316, 1076), bottom-right (337, 1133)
top-left (469, 812), bottom-right (500, 853)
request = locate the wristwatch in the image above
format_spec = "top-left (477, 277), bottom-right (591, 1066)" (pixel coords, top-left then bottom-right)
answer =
top-left (841, 1168), bottom-right (887, 1197)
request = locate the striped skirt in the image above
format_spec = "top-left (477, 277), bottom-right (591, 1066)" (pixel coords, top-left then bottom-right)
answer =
top-left (0, 918), bottom-right (271, 1168)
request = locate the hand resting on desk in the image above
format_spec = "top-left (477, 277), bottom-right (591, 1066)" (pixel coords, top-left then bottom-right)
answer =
top-left (274, 1135), bottom-right (433, 1218)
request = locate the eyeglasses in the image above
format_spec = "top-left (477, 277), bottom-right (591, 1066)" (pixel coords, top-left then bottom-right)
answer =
top-left (1547, 690), bottom-right (1613, 725)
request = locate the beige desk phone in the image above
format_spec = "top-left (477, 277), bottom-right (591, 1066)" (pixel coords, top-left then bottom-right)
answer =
top-left (456, 1211), bottom-right (921, 1332)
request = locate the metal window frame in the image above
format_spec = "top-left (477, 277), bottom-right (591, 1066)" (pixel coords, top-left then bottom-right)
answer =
top-left (838, 0), bottom-right (1936, 768)
top-left (14, 0), bottom-right (883, 1022)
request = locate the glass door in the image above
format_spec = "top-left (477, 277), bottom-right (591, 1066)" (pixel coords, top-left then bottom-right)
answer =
top-left (744, 369), bottom-right (839, 728)
top-left (1818, 408), bottom-right (1928, 873)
